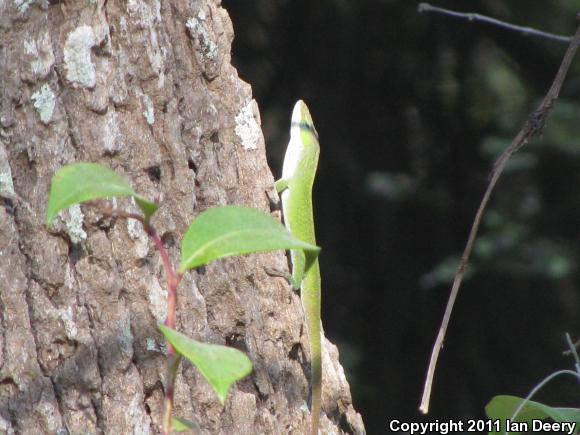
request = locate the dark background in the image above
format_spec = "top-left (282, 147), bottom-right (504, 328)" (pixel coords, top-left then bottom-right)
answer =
top-left (222, 1), bottom-right (580, 433)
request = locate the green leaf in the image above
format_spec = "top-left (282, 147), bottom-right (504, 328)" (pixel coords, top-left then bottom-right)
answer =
top-left (486, 395), bottom-right (580, 435)
top-left (179, 205), bottom-right (320, 273)
top-left (45, 162), bottom-right (158, 226)
top-left (158, 324), bottom-right (252, 404)
top-left (134, 195), bottom-right (158, 222)
top-left (172, 416), bottom-right (200, 432)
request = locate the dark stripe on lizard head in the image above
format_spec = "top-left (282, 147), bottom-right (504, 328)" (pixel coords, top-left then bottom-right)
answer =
top-left (291, 121), bottom-right (319, 140)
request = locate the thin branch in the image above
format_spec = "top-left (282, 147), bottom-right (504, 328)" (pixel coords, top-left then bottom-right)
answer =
top-left (418, 3), bottom-right (573, 44)
top-left (419, 19), bottom-right (580, 415)
top-left (563, 337), bottom-right (580, 357)
top-left (564, 333), bottom-right (580, 376)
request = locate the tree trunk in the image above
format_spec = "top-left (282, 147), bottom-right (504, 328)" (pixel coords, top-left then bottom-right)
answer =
top-left (0, 1), bottom-right (365, 433)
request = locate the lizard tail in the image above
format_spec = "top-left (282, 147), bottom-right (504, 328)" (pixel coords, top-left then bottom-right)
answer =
top-left (310, 330), bottom-right (322, 435)
top-left (303, 271), bottom-right (322, 435)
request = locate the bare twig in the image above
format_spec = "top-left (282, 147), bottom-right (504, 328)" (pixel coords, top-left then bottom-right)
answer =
top-left (419, 19), bottom-right (580, 415)
top-left (418, 3), bottom-right (573, 44)
top-left (564, 333), bottom-right (580, 375)
top-left (563, 337), bottom-right (580, 357)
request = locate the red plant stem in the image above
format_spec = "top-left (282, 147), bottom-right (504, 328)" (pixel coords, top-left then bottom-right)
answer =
top-left (88, 201), bottom-right (183, 434)
top-left (145, 224), bottom-right (182, 329)
top-left (143, 223), bottom-right (183, 435)
top-left (161, 353), bottom-right (182, 434)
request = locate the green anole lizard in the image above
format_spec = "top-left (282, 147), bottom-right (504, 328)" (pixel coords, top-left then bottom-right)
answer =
top-left (275, 100), bottom-right (322, 435)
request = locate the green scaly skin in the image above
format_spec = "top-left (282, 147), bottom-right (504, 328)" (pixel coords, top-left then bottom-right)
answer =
top-left (275, 100), bottom-right (321, 435)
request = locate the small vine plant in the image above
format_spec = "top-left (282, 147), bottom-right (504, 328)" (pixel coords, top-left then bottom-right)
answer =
top-left (45, 162), bottom-right (320, 434)
top-left (484, 333), bottom-right (580, 435)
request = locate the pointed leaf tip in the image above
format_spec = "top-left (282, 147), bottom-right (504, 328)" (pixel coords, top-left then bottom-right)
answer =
top-left (158, 325), bottom-right (252, 404)
top-left (179, 205), bottom-right (320, 273)
top-left (172, 416), bottom-right (200, 432)
top-left (45, 162), bottom-right (158, 226)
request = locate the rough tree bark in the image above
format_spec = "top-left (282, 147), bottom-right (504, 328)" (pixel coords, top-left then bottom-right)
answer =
top-left (0, 1), bottom-right (365, 434)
